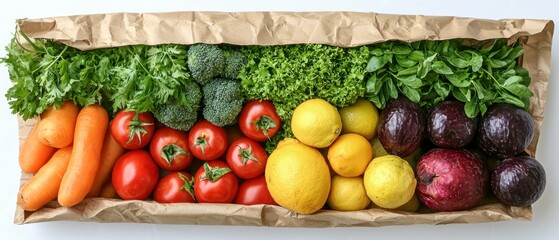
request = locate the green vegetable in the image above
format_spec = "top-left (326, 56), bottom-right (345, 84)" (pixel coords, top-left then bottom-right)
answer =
top-left (2, 33), bottom-right (112, 119)
top-left (152, 81), bottom-right (202, 131)
top-left (223, 49), bottom-right (247, 79)
top-left (111, 44), bottom-right (192, 114)
top-left (202, 78), bottom-right (243, 127)
top-left (187, 44), bottom-right (225, 85)
top-left (2, 33), bottom-right (195, 119)
top-left (364, 40), bottom-right (532, 117)
top-left (239, 44), bottom-right (374, 151)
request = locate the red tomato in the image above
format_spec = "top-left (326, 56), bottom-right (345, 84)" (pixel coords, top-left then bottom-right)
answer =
top-left (234, 175), bottom-right (277, 205)
top-left (238, 100), bottom-right (281, 142)
top-left (226, 137), bottom-right (268, 179)
top-left (150, 127), bottom-right (193, 171)
top-left (111, 110), bottom-right (155, 149)
top-left (194, 161), bottom-right (238, 203)
top-left (153, 171), bottom-right (196, 203)
top-left (188, 120), bottom-right (228, 161)
top-left (112, 150), bottom-right (159, 200)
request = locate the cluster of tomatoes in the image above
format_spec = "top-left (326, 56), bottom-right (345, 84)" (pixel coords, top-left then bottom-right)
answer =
top-left (109, 100), bottom-right (281, 205)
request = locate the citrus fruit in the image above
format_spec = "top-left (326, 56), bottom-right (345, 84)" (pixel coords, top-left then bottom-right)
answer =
top-left (291, 99), bottom-right (342, 148)
top-left (327, 133), bottom-right (373, 177)
top-left (327, 175), bottom-right (371, 211)
top-left (265, 138), bottom-right (331, 214)
top-left (363, 155), bottom-right (417, 209)
top-left (338, 99), bottom-right (379, 140)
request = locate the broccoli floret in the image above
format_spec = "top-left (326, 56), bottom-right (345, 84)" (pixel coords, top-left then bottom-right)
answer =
top-left (223, 50), bottom-right (247, 79)
top-left (187, 44), bottom-right (225, 85)
top-left (202, 78), bottom-right (243, 127)
top-left (153, 81), bottom-right (202, 131)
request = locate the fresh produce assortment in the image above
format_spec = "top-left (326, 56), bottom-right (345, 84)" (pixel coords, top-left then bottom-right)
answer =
top-left (3, 32), bottom-right (546, 216)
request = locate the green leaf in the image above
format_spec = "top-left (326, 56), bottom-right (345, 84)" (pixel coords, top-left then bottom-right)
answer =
top-left (396, 66), bottom-right (419, 76)
top-left (392, 45), bottom-right (413, 55)
top-left (396, 55), bottom-right (418, 68)
top-left (387, 78), bottom-right (398, 99)
top-left (434, 81), bottom-right (451, 99)
top-left (418, 61), bottom-right (432, 79)
top-left (503, 76), bottom-right (523, 87)
top-left (479, 102), bottom-right (488, 116)
top-left (500, 91), bottom-right (526, 108)
top-left (401, 85), bottom-right (421, 103)
top-left (488, 59), bottom-right (508, 68)
top-left (425, 53), bottom-right (438, 63)
top-left (503, 83), bottom-right (533, 98)
top-left (471, 81), bottom-right (486, 100)
top-left (470, 53), bottom-right (483, 72)
top-left (394, 74), bottom-right (423, 88)
top-left (461, 87), bottom-right (472, 101)
top-left (464, 98), bottom-right (478, 118)
top-left (447, 55), bottom-right (469, 68)
top-left (367, 56), bottom-right (386, 72)
top-left (432, 61), bottom-right (454, 75)
top-left (408, 51), bottom-right (425, 62)
top-left (446, 72), bottom-right (471, 88)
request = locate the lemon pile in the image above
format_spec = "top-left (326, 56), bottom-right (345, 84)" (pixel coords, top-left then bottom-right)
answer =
top-left (265, 98), bottom-right (419, 214)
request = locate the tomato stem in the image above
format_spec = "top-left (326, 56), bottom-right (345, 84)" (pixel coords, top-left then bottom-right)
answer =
top-left (127, 112), bottom-right (154, 144)
top-left (239, 144), bottom-right (259, 166)
top-left (194, 135), bottom-right (208, 157)
top-left (178, 173), bottom-right (196, 201)
top-left (200, 162), bottom-right (231, 182)
top-left (250, 115), bottom-right (277, 140)
top-left (161, 144), bottom-right (188, 165)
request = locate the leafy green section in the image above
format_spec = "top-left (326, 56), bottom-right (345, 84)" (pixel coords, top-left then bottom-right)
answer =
top-left (364, 40), bottom-right (532, 117)
top-left (239, 44), bottom-right (374, 152)
top-left (2, 34), bottom-right (111, 119)
top-left (2, 33), bottom-right (197, 120)
top-left (111, 44), bottom-right (192, 114)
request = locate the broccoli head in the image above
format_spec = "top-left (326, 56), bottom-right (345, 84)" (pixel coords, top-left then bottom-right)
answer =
top-left (187, 44), bottom-right (225, 85)
top-left (153, 81), bottom-right (202, 131)
top-left (202, 78), bottom-right (243, 127)
top-left (223, 50), bottom-right (247, 79)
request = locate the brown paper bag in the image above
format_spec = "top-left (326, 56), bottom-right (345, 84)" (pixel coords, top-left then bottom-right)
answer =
top-left (13, 11), bottom-right (554, 226)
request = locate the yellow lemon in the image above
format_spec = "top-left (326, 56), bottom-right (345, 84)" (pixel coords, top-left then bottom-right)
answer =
top-left (339, 99), bottom-right (379, 140)
top-left (291, 99), bottom-right (342, 148)
top-left (327, 175), bottom-right (371, 211)
top-left (363, 155), bottom-right (417, 209)
top-left (327, 133), bottom-right (373, 177)
top-left (265, 138), bottom-right (331, 214)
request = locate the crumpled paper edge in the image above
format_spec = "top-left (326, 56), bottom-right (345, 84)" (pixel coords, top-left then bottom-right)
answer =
top-left (16, 12), bottom-right (554, 50)
top-left (11, 11), bottom-right (554, 227)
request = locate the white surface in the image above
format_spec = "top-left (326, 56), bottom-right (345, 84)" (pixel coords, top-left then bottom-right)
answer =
top-left (0, 0), bottom-right (557, 239)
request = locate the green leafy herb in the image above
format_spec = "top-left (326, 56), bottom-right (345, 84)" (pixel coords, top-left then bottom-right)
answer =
top-left (364, 39), bottom-right (532, 117)
top-left (2, 32), bottom-right (195, 119)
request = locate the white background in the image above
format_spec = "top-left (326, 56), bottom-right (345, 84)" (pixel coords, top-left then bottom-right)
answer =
top-left (0, 0), bottom-right (557, 239)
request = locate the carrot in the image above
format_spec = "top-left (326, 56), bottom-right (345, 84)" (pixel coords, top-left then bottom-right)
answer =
top-left (99, 180), bottom-right (119, 199)
top-left (18, 146), bottom-right (73, 211)
top-left (19, 121), bottom-right (56, 173)
top-left (38, 101), bottom-right (80, 148)
top-left (87, 126), bottom-right (126, 197)
top-left (58, 104), bottom-right (109, 207)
